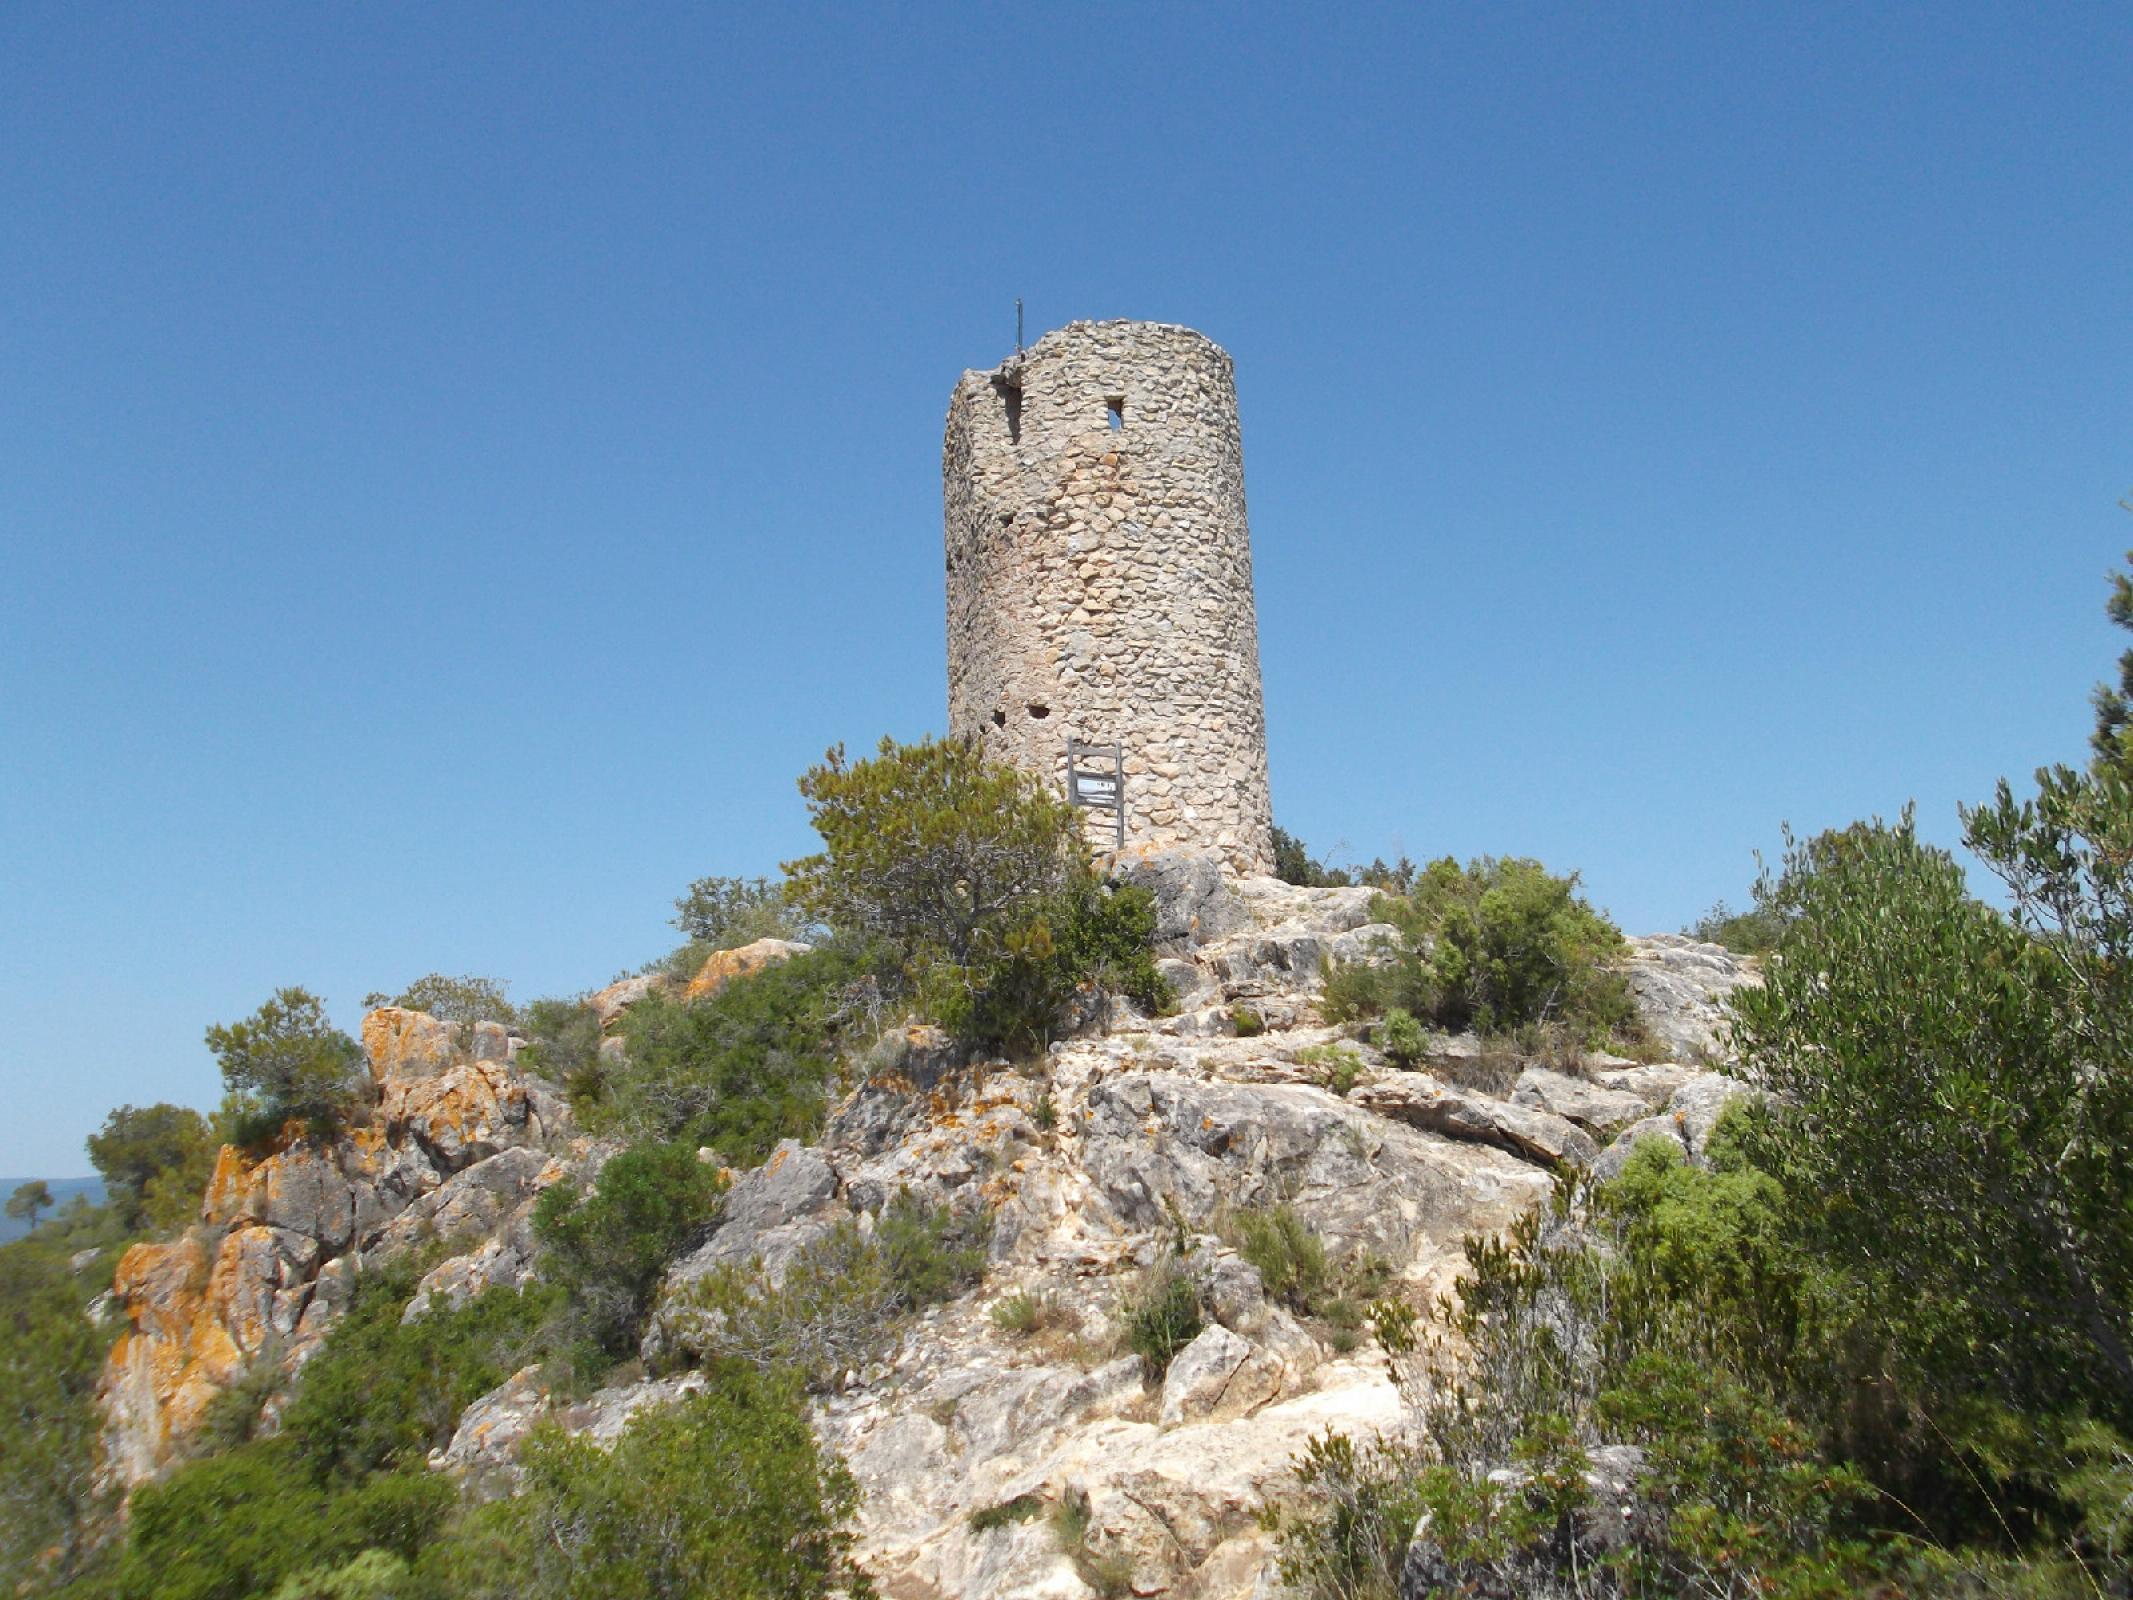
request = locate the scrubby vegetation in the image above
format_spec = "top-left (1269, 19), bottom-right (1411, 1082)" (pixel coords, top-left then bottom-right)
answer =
top-left (206, 987), bottom-right (369, 1144)
top-left (662, 1191), bottom-right (991, 1389)
top-left (0, 1214), bottom-right (118, 1591)
top-left (360, 974), bottom-right (519, 1030)
top-left (531, 1140), bottom-right (725, 1371)
top-left (583, 939), bottom-right (895, 1162)
top-left (1270, 559), bottom-right (2133, 1598)
top-left (784, 736), bottom-right (1166, 1053)
top-left (430, 1366), bottom-right (870, 1600)
top-left (86, 1102), bottom-right (218, 1233)
top-left (1320, 855), bottom-right (1645, 1054)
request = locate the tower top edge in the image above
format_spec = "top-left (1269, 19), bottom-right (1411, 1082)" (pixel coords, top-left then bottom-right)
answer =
top-left (950, 319), bottom-right (1232, 392)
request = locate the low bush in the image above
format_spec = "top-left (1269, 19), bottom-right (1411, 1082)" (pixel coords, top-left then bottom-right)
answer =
top-left (360, 974), bottom-right (519, 1030)
top-left (781, 736), bottom-right (1166, 1055)
top-left (1225, 1204), bottom-right (1390, 1340)
top-left (86, 1102), bottom-right (217, 1234)
top-left (0, 1231), bottom-right (112, 1592)
top-left (1320, 857), bottom-right (1643, 1054)
top-left (667, 1192), bottom-right (992, 1390)
top-left (1120, 1256), bottom-right (1204, 1378)
top-left (590, 939), bottom-right (894, 1163)
top-left (205, 987), bottom-right (369, 1144)
top-left (968, 1492), bottom-right (1045, 1533)
top-left (533, 1141), bottom-right (725, 1370)
top-left (1375, 1008), bottom-right (1426, 1066)
top-left (421, 1364), bottom-right (869, 1600)
top-left (990, 1290), bottom-right (1069, 1338)
top-left (1682, 896), bottom-right (1784, 955)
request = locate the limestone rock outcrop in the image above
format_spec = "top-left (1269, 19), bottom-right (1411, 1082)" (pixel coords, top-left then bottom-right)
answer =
top-left (98, 1010), bottom-right (579, 1485)
top-left (98, 844), bottom-right (1764, 1598)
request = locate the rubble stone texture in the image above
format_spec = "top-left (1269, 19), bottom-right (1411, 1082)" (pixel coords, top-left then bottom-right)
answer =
top-left (944, 320), bottom-right (1276, 874)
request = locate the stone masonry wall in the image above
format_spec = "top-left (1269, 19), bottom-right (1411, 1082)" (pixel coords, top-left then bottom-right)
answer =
top-left (943, 320), bottom-right (1274, 875)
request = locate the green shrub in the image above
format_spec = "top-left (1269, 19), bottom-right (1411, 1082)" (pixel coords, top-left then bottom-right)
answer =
top-left (1121, 1257), bottom-right (1204, 1378)
top-left (1375, 1007), bottom-right (1426, 1066)
top-left (968, 1493), bottom-right (1044, 1533)
top-left (990, 1290), bottom-right (1066, 1337)
top-left (205, 987), bottom-right (369, 1143)
top-left (1294, 1042), bottom-right (1365, 1096)
top-left (417, 1366), bottom-right (867, 1600)
top-left (597, 939), bottom-right (893, 1162)
top-left (86, 1102), bottom-right (216, 1233)
top-left (533, 1141), bottom-right (725, 1368)
top-left (1231, 1204), bottom-right (1328, 1311)
top-left (514, 995), bottom-right (605, 1098)
top-left (1322, 858), bottom-right (1641, 1051)
top-left (1683, 896), bottom-right (1784, 955)
top-left (785, 735), bottom-right (1085, 969)
top-left (113, 1443), bottom-right (454, 1600)
top-left (279, 1265), bottom-right (559, 1478)
top-left (0, 1233), bottom-right (112, 1591)
top-left (946, 877), bottom-right (1170, 1054)
top-left (782, 737), bottom-right (1163, 1054)
top-left (360, 973), bottom-right (519, 1030)
top-left (1230, 1004), bottom-right (1264, 1037)
top-left (263, 1549), bottom-right (411, 1600)
top-left (1272, 827), bottom-right (1354, 888)
top-left (671, 874), bottom-right (811, 949)
top-left (668, 1193), bottom-right (991, 1390)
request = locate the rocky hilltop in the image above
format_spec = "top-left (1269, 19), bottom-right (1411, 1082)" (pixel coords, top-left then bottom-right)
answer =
top-left (99, 852), bottom-right (1756, 1599)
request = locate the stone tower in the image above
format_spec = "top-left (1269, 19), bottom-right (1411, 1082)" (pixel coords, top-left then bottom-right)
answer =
top-left (943, 320), bottom-right (1274, 876)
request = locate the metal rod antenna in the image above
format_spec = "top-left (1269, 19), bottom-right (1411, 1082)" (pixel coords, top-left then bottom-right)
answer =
top-left (1016, 298), bottom-right (1024, 353)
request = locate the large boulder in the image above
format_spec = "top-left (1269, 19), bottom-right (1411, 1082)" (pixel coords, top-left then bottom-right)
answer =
top-left (1624, 935), bottom-right (1757, 1063)
top-left (1113, 849), bottom-right (1252, 950)
top-left (1081, 1072), bottom-right (1551, 1269)
top-left (685, 937), bottom-right (811, 999)
top-left (1352, 1076), bottom-right (1599, 1170)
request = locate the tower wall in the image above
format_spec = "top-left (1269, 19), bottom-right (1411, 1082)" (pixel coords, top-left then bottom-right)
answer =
top-left (944, 320), bottom-right (1274, 875)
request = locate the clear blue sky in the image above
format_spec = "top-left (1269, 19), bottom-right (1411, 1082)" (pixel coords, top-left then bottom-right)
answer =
top-left (2, 4), bottom-right (2127, 1175)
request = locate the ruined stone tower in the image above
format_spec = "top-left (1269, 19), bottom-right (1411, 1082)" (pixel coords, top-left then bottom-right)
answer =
top-left (944, 320), bottom-right (1275, 875)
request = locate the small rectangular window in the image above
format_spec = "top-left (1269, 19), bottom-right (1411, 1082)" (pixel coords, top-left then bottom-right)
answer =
top-left (1105, 396), bottom-right (1124, 431)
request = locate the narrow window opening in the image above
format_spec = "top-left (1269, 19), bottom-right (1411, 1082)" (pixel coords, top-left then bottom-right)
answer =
top-left (1027, 703), bottom-right (1051, 720)
top-left (994, 376), bottom-right (1023, 442)
top-left (990, 709), bottom-right (1006, 728)
top-left (1105, 395), bottom-right (1124, 431)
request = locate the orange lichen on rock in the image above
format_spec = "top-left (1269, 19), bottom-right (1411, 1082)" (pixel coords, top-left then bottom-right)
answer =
top-left (362, 1006), bottom-right (457, 1085)
top-left (684, 937), bottom-right (811, 1001)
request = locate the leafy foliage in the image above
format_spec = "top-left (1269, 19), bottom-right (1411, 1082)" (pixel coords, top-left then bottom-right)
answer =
top-left (590, 939), bottom-right (892, 1162)
top-left (1273, 826), bottom-right (1355, 888)
top-left (6, 1179), bottom-right (52, 1231)
top-left (785, 735), bottom-right (1085, 969)
top-left (277, 1263), bottom-right (559, 1480)
top-left (1319, 856), bottom-right (1641, 1051)
top-left (665, 1192), bottom-right (991, 1389)
top-left (0, 1232), bottom-right (112, 1592)
top-left (671, 874), bottom-right (810, 949)
top-left (205, 987), bottom-right (368, 1141)
top-left (426, 1365), bottom-right (871, 1600)
top-left (1734, 812), bottom-right (2133, 1427)
top-left (1121, 1255), bottom-right (1204, 1378)
top-left (86, 1102), bottom-right (216, 1233)
top-left (1682, 896), bottom-right (1785, 955)
top-left (359, 973), bottom-right (519, 1029)
top-left (782, 736), bottom-right (1164, 1053)
top-left (533, 1140), bottom-right (726, 1368)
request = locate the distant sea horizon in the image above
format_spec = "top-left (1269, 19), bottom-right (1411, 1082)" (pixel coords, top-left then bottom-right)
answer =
top-left (0, 1175), bottom-right (107, 1243)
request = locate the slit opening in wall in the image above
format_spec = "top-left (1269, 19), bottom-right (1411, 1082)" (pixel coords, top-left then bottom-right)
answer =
top-left (994, 376), bottom-right (1023, 442)
top-left (1027, 703), bottom-right (1050, 720)
top-left (991, 709), bottom-right (1006, 728)
top-left (1105, 395), bottom-right (1124, 431)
